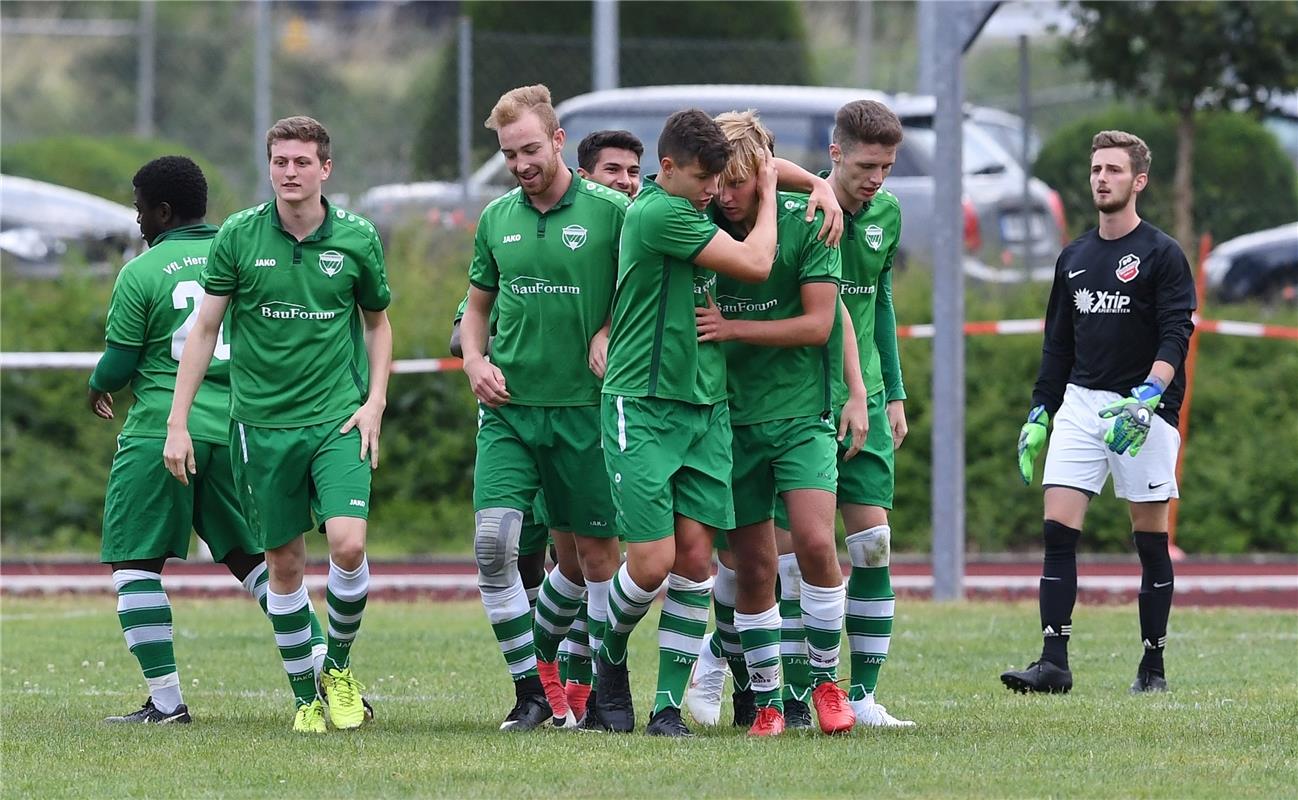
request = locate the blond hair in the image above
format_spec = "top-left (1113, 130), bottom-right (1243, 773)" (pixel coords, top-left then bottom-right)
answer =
top-left (1092, 129), bottom-right (1151, 176)
top-left (485, 84), bottom-right (559, 135)
top-left (266, 115), bottom-right (330, 162)
top-left (714, 110), bottom-right (775, 184)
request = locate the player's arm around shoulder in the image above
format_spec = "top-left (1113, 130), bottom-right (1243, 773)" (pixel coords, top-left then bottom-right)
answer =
top-left (695, 155), bottom-right (779, 283)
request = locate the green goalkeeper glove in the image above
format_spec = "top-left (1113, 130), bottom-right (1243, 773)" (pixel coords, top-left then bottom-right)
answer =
top-left (1017, 405), bottom-right (1049, 485)
top-left (1098, 381), bottom-right (1163, 456)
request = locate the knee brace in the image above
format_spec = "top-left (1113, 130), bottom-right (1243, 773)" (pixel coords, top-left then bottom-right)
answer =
top-left (474, 507), bottom-right (524, 592)
top-left (846, 525), bottom-right (890, 568)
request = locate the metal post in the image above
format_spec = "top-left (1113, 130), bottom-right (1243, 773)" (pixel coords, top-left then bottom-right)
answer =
top-left (135, 0), bottom-right (156, 137)
top-left (1019, 33), bottom-right (1032, 273)
top-left (916, 0), bottom-right (938, 94)
top-left (458, 16), bottom-right (473, 201)
top-left (930, 11), bottom-right (967, 602)
top-left (252, 0), bottom-right (272, 201)
top-left (592, 0), bottom-right (618, 91)
top-left (854, 1), bottom-right (874, 89)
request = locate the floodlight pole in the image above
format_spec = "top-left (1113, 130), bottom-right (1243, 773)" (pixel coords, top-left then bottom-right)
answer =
top-left (592, 0), bottom-right (619, 91)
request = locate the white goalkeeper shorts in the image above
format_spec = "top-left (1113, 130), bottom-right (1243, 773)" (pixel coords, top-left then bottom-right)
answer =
top-left (1042, 383), bottom-right (1181, 502)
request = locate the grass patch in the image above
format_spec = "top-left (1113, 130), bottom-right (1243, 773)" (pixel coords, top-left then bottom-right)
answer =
top-left (2, 597), bottom-right (1295, 798)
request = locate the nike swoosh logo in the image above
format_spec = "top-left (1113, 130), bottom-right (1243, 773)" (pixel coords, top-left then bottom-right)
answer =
top-left (1068, 269), bottom-right (1086, 278)
top-left (1153, 581), bottom-right (1172, 589)
top-left (1148, 481), bottom-right (1169, 490)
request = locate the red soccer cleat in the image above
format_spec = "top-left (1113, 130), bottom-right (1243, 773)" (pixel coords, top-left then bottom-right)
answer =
top-left (747, 705), bottom-right (786, 737)
top-left (536, 660), bottom-right (571, 724)
top-left (565, 681), bottom-right (592, 721)
top-left (811, 682), bottom-right (856, 735)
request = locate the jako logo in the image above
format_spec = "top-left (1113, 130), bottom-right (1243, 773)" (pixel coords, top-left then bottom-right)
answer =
top-left (840, 279), bottom-right (876, 295)
top-left (349, 499), bottom-right (367, 508)
top-left (1073, 288), bottom-right (1131, 314)
top-left (259, 301), bottom-right (337, 320)
top-left (254, 258), bottom-right (277, 268)
top-left (509, 275), bottom-right (581, 295)
top-left (502, 233), bottom-right (522, 244)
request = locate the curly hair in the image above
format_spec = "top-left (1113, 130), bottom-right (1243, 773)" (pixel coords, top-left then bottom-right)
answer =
top-left (132, 155), bottom-right (208, 220)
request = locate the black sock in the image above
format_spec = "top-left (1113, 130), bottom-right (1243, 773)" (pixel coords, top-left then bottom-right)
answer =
top-left (1134, 531), bottom-right (1173, 676)
top-left (1039, 519), bottom-right (1081, 669)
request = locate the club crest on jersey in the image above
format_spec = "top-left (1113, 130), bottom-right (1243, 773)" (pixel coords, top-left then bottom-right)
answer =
top-left (1115, 253), bottom-right (1141, 283)
top-left (865, 224), bottom-right (884, 251)
top-left (318, 250), bottom-right (344, 278)
top-left (561, 224), bottom-right (588, 251)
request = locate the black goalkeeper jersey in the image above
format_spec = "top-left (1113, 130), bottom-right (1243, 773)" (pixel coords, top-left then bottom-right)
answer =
top-left (1031, 220), bottom-right (1196, 426)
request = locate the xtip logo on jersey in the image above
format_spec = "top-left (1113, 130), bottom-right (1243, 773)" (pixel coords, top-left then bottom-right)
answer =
top-left (508, 275), bottom-right (582, 296)
top-left (1073, 287), bottom-right (1132, 315)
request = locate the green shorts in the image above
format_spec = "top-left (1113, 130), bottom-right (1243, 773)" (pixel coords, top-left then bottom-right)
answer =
top-left (519, 491), bottom-right (549, 556)
top-left (731, 415), bottom-right (839, 528)
top-left (101, 435), bottom-right (259, 563)
top-left (474, 403), bottom-right (615, 539)
top-left (773, 391), bottom-right (895, 529)
top-left (602, 395), bottom-right (735, 542)
top-left (232, 416), bottom-right (373, 551)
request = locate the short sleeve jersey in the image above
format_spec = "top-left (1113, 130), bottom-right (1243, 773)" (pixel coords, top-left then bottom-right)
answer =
top-left (104, 224), bottom-right (231, 444)
top-left (467, 170), bottom-right (628, 406)
top-left (603, 177), bottom-right (724, 405)
top-left (829, 180), bottom-right (902, 400)
top-left (714, 192), bottom-right (843, 425)
top-left (199, 199), bottom-right (391, 428)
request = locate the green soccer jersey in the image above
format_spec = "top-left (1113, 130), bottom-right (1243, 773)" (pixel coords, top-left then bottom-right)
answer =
top-left (820, 174), bottom-right (905, 403)
top-left (467, 170), bottom-right (628, 406)
top-left (713, 192), bottom-right (843, 425)
top-left (104, 224), bottom-right (232, 445)
top-left (603, 177), bottom-right (725, 405)
top-left (199, 199), bottom-right (391, 428)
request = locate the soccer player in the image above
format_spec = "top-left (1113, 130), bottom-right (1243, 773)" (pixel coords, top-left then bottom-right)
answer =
top-left (1006, 130), bottom-right (1195, 695)
top-left (591, 109), bottom-right (779, 737)
top-left (164, 116), bottom-right (393, 734)
top-left (576, 129), bottom-right (643, 198)
top-left (797, 99), bottom-right (914, 728)
top-left (460, 86), bottom-right (628, 731)
top-left (690, 110), bottom-right (871, 736)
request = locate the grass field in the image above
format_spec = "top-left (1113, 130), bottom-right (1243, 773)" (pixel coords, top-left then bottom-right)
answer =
top-left (2, 597), bottom-right (1295, 799)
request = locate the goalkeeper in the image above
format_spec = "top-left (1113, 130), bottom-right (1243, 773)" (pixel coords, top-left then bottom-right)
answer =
top-left (1005, 130), bottom-right (1195, 697)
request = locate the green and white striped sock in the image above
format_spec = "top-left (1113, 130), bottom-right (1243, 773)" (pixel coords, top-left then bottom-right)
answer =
top-left (241, 561), bottom-right (326, 674)
top-left (598, 564), bottom-right (656, 666)
top-left (801, 578), bottom-right (846, 687)
top-left (845, 525), bottom-right (895, 700)
top-left (113, 569), bottom-right (183, 714)
top-left (533, 568), bottom-right (585, 663)
top-left (653, 573), bottom-right (713, 714)
top-left (481, 577), bottom-right (538, 680)
top-left (325, 558), bottom-right (368, 672)
top-left (266, 584), bottom-right (319, 707)
top-left (777, 554), bottom-right (811, 702)
top-left (735, 604), bottom-right (783, 711)
top-left (713, 563), bottom-right (751, 690)
top-left (558, 599), bottom-right (592, 685)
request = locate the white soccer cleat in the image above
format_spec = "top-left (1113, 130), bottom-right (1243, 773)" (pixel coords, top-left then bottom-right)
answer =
top-left (850, 697), bottom-right (916, 728)
top-left (551, 707), bottom-right (579, 729)
top-left (684, 632), bottom-right (729, 726)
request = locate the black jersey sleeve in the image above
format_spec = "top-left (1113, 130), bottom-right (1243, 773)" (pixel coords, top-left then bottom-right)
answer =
top-left (1031, 252), bottom-right (1076, 414)
top-left (1152, 238), bottom-right (1197, 371)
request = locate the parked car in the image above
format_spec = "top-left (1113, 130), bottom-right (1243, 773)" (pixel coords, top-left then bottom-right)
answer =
top-left (1203, 223), bottom-right (1298, 303)
top-left (359, 85), bottom-right (1066, 280)
top-left (0, 174), bottom-right (140, 277)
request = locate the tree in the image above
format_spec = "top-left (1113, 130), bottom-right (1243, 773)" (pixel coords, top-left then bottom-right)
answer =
top-left (1063, 1), bottom-right (1298, 252)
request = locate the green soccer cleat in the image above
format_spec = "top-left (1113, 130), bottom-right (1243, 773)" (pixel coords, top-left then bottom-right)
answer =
top-left (321, 667), bottom-right (368, 730)
top-left (293, 699), bottom-right (327, 734)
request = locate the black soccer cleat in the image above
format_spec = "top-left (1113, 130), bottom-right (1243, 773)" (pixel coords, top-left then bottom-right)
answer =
top-left (1000, 660), bottom-right (1074, 694)
top-left (577, 691), bottom-right (612, 732)
top-left (105, 697), bottom-right (192, 724)
top-left (362, 696), bottom-right (375, 722)
top-left (645, 706), bottom-right (693, 737)
top-left (1129, 669), bottom-right (1169, 694)
top-left (594, 656), bottom-right (635, 733)
top-left (731, 687), bottom-right (758, 727)
top-left (783, 698), bottom-right (812, 729)
top-left (499, 693), bottom-right (553, 731)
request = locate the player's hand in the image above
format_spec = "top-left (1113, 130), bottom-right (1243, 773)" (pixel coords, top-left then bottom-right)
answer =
top-left (1017, 405), bottom-right (1049, 485)
top-left (87, 388), bottom-right (114, 420)
top-left (163, 426), bottom-right (196, 486)
top-left (757, 151), bottom-right (779, 201)
top-left (588, 326), bottom-right (610, 379)
top-left (806, 175), bottom-right (844, 247)
top-left (341, 399), bottom-right (385, 469)
top-left (1099, 382), bottom-right (1162, 456)
top-left (695, 293), bottom-right (731, 342)
top-left (464, 356), bottom-right (510, 407)
top-left (886, 399), bottom-right (907, 450)
top-left (838, 392), bottom-right (869, 460)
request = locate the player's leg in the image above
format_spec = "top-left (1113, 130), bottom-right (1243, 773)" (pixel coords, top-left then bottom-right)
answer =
top-left (101, 436), bottom-right (195, 724)
top-left (593, 395), bottom-right (690, 733)
top-left (532, 529), bottom-right (585, 725)
top-left (473, 404), bottom-right (548, 730)
top-left (233, 421), bottom-right (325, 731)
top-left (685, 539), bottom-right (741, 728)
top-left (559, 597), bottom-right (593, 719)
top-left (1002, 385), bottom-right (1107, 696)
top-left (773, 505), bottom-right (812, 728)
top-left (517, 494), bottom-right (550, 608)
top-left (1110, 413), bottom-right (1180, 693)
top-left (645, 400), bottom-right (736, 737)
top-left (569, 530), bottom-right (619, 720)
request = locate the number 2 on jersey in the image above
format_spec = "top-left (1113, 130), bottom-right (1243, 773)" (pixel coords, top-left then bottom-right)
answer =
top-left (171, 280), bottom-right (230, 361)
